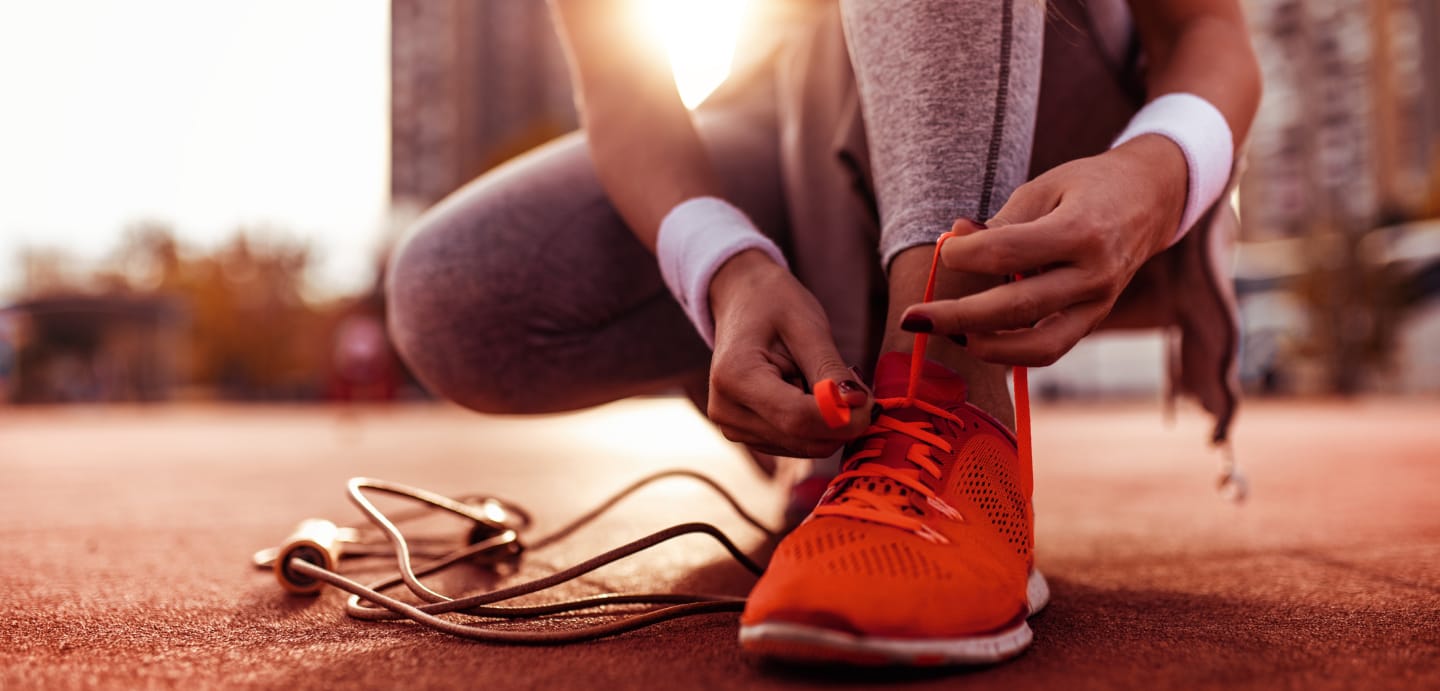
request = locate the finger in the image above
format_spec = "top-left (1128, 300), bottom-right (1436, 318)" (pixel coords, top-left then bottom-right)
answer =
top-left (712, 402), bottom-right (844, 459)
top-left (815, 379), bottom-right (867, 429)
top-left (839, 379), bottom-right (869, 408)
top-left (939, 207), bottom-right (1086, 277)
top-left (962, 301), bottom-right (1111, 366)
top-left (986, 173), bottom-right (1062, 230)
top-left (746, 441), bottom-right (831, 460)
top-left (902, 267), bottom-right (1106, 334)
top-left (712, 361), bottom-right (857, 448)
top-left (754, 373), bottom-right (868, 445)
top-left (741, 435), bottom-right (843, 459)
top-left (945, 216), bottom-right (988, 239)
top-left (779, 321), bottom-right (873, 434)
top-left (709, 394), bottom-right (789, 451)
top-left (844, 366), bottom-right (871, 407)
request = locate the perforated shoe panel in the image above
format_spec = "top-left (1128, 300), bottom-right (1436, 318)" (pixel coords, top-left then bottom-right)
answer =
top-left (740, 352), bottom-right (1034, 643)
top-left (777, 526), bottom-right (956, 581)
top-left (949, 434), bottom-right (1032, 560)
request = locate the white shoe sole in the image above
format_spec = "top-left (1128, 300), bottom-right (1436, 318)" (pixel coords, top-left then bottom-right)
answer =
top-left (739, 569), bottom-right (1049, 666)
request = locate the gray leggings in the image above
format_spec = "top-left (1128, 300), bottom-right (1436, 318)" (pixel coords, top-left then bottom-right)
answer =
top-left (386, 1), bottom-right (1051, 414)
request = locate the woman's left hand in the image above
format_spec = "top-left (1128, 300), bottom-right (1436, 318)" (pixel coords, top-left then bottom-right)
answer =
top-left (900, 133), bottom-right (1192, 366)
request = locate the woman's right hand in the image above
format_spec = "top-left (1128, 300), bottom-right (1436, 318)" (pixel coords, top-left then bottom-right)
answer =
top-left (706, 250), bottom-right (873, 458)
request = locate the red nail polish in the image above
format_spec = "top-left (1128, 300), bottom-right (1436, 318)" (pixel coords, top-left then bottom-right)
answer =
top-left (901, 314), bottom-right (933, 333)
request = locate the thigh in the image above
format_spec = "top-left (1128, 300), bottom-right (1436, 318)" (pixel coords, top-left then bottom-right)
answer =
top-left (386, 86), bottom-right (786, 414)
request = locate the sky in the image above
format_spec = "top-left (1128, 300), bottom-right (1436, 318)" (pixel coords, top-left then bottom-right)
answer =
top-left (0, 1), bottom-right (390, 300)
top-left (0, 0), bottom-right (752, 303)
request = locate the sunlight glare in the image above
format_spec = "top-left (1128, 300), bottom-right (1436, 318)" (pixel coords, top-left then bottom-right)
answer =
top-left (639, 0), bottom-right (749, 109)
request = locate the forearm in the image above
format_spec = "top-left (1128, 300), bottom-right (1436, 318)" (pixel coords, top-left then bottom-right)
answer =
top-left (548, 0), bottom-right (724, 252)
top-left (1131, 1), bottom-right (1262, 150)
top-left (583, 90), bottom-right (721, 251)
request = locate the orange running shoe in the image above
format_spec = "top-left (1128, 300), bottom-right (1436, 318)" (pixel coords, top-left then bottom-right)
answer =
top-left (740, 351), bottom-right (1047, 665)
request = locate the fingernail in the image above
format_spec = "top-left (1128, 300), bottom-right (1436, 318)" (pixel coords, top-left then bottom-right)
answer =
top-left (900, 314), bottom-right (933, 333)
top-left (949, 334), bottom-right (968, 347)
top-left (838, 380), bottom-right (867, 397)
top-left (959, 217), bottom-right (988, 231)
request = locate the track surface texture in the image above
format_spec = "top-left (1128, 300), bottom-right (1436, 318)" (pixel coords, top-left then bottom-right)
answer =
top-left (2, 398), bottom-right (1438, 690)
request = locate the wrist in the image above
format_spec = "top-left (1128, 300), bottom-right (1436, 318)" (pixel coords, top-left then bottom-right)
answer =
top-left (655, 197), bottom-right (788, 348)
top-left (1113, 134), bottom-right (1189, 256)
top-left (709, 249), bottom-right (785, 323)
top-left (1111, 92), bottom-right (1235, 246)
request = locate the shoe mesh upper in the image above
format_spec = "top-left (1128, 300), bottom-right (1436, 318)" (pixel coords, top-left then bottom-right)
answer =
top-left (953, 434), bottom-right (1031, 558)
top-left (740, 353), bottom-right (1033, 639)
top-left (780, 527), bottom-right (956, 581)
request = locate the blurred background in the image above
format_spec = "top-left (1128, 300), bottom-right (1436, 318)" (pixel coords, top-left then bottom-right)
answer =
top-left (1, 0), bottom-right (1437, 406)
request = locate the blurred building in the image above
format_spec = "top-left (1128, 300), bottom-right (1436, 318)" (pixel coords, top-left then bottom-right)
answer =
top-left (0, 309), bottom-right (19, 401)
top-left (1235, 0), bottom-right (1440, 394)
top-left (5, 295), bottom-right (184, 404)
top-left (1240, 0), bottom-right (1438, 236)
top-left (2, 229), bottom-right (372, 404)
top-left (390, 0), bottom-right (578, 216)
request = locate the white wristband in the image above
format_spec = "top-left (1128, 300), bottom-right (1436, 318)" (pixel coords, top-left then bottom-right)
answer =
top-left (656, 197), bottom-right (788, 348)
top-left (1112, 92), bottom-right (1234, 246)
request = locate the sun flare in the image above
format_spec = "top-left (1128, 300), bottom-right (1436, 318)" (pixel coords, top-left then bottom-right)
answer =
top-left (638, 0), bottom-right (749, 109)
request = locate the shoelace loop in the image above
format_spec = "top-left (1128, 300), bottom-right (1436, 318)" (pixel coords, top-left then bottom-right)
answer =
top-left (811, 396), bottom-right (968, 539)
top-left (809, 227), bottom-right (1033, 541)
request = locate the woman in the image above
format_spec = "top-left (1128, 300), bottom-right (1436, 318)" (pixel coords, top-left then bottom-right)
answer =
top-left (387, 0), bottom-right (1260, 666)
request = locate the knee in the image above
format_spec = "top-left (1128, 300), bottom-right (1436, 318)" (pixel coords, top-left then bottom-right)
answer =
top-left (386, 212), bottom-right (534, 414)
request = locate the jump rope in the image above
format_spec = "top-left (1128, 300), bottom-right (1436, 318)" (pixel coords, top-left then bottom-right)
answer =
top-left (254, 230), bottom-right (1243, 643)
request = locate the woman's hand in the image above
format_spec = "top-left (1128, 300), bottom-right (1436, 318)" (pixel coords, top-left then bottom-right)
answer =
top-left (901, 134), bottom-right (1190, 366)
top-left (707, 250), bottom-right (873, 458)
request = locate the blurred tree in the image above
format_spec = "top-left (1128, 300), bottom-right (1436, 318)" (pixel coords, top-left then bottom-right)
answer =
top-left (178, 231), bottom-right (323, 399)
top-left (1240, 0), bottom-right (1440, 394)
top-left (14, 224), bottom-right (339, 401)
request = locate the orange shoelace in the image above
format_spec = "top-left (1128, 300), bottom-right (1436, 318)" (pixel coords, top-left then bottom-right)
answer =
top-left (810, 231), bottom-right (1033, 542)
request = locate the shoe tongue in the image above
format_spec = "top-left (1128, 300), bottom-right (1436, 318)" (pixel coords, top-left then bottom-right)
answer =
top-left (871, 352), bottom-right (967, 405)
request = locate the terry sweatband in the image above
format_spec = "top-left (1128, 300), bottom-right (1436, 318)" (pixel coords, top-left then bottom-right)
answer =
top-left (1112, 92), bottom-right (1234, 245)
top-left (656, 197), bottom-right (788, 348)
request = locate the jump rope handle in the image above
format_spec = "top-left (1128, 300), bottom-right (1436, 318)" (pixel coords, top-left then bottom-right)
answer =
top-left (274, 519), bottom-right (346, 595)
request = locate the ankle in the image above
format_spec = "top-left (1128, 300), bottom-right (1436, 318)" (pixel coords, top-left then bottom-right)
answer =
top-left (966, 380), bottom-right (1015, 430)
top-left (874, 340), bottom-right (1015, 430)
top-left (882, 246), bottom-right (1016, 430)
